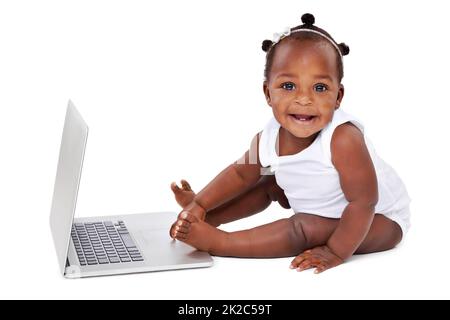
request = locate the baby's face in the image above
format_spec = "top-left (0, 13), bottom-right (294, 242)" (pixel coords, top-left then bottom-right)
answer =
top-left (264, 39), bottom-right (344, 138)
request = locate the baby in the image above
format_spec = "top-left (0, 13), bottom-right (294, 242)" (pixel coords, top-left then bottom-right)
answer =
top-left (169, 13), bottom-right (411, 273)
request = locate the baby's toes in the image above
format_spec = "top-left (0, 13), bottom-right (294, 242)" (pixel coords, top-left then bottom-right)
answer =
top-left (176, 218), bottom-right (190, 229)
top-left (180, 212), bottom-right (200, 224)
top-left (170, 222), bottom-right (178, 239)
top-left (170, 182), bottom-right (181, 194)
top-left (175, 224), bottom-right (190, 235)
top-left (181, 179), bottom-right (192, 191)
top-left (174, 232), bottom-right (187, 240)
top-left (174, 225), bottom-right (189, 240)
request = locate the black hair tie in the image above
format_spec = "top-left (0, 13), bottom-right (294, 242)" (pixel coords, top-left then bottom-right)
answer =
top-left (301, 13), bottom-right (315, 26)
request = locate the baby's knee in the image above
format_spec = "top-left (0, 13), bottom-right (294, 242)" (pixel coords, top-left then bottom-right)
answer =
top-left (287, 215), bottom-right (308, 252)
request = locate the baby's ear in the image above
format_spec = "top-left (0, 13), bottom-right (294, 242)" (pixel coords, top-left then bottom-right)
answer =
top-left (335, 84), bottom-right (345, 109)
top-left (263, 81), bottom-right (272, 107)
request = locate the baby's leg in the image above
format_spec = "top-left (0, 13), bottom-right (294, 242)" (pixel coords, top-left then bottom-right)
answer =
top-left (171, 175), bottom-right (290, 227)
top-left (174, 212), bottom-right (304, 257)
top-left (174, 212), bottom-right (402, 258)
top-left (205, 175), bottom-right (290, 227)
top-left (355, 214), bottom-right (403, 254)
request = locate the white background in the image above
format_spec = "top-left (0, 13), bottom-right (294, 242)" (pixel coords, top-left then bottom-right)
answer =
top-left (1, 0), bottom-right (449, 299)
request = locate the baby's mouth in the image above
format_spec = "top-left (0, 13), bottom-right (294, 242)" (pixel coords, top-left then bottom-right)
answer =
top-left (289, 114), bottom-right (317, 122)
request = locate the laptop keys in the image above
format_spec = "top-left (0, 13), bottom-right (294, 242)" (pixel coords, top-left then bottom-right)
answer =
top-left (71, 221), bottom-right (144, 267)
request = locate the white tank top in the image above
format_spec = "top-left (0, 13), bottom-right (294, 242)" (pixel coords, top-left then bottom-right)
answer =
top-left (258, 109), bottom-right (410, 218)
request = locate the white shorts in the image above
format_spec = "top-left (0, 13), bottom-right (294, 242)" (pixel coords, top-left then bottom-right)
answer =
top-left (382, 205), bottom-right (411, 237)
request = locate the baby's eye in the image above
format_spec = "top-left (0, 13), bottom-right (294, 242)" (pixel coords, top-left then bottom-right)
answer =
top-left (281, 82), bottom-right (296, 91)
top-left (314, 83), bottom-right (328, 92)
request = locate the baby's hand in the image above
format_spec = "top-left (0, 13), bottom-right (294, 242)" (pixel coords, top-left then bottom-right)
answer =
top-left (290, 245), bottom-right (344, 274)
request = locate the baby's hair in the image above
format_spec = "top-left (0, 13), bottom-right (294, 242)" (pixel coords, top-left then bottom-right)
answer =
top-left (262, 13), bottom-right (350, 82)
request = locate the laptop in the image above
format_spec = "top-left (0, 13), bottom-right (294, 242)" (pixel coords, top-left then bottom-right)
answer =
top-left (50, 101), bottom-right (213, 278)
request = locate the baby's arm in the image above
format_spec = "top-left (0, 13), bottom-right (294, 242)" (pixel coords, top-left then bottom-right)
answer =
top-left (292, 123), bottom-right (378, 273)
top-left (180, 133), bottom-right (263, 219)
top-left (327, 123), bottom-right (378, 259)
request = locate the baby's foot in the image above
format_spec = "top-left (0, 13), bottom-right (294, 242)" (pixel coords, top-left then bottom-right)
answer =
top-left (173, 212), bottom-right (226, 254)
top-left (170, 179), bottom-right (195, 208)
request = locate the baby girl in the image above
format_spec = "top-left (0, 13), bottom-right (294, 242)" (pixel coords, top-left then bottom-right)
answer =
top-left (169, 13), bottom-right (410, 273)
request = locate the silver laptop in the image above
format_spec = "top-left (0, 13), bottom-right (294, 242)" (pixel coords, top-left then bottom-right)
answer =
top-left (50, 101), bottom-right (213, 278)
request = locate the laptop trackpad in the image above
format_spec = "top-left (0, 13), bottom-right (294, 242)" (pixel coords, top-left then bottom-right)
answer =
top-left (137, 228), bottom-right (209, 265)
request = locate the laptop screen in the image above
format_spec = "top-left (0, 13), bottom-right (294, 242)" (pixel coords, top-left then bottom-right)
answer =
top-left (49, 101), bottom-right (88, 275)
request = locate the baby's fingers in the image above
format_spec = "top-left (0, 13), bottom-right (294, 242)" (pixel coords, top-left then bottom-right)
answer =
top-left (314, 258), bottom-right (343, 274)
top-left (296, 259), bottom-right (314, 272)
top-left (314, 257), bottom-right (343, 274)
top-left (290, 253), bottom-right (309, 269)
top-left (314, 263), bottom-right (328, 274)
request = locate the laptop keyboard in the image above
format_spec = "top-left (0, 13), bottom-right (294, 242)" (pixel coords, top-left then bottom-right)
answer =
top-left (71, 221), bottom-right (144, 266)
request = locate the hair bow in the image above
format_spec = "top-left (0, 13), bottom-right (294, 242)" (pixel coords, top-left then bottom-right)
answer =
top-left (272, 27), bottom-right (291, 44)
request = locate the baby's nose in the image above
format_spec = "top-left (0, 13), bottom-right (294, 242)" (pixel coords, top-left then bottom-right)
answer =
top-left (295, 93), bottom-right (312, 105)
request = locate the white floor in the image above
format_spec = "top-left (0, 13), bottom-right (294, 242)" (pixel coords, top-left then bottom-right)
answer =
top-left (1, 202), bottom-right (447, 300)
